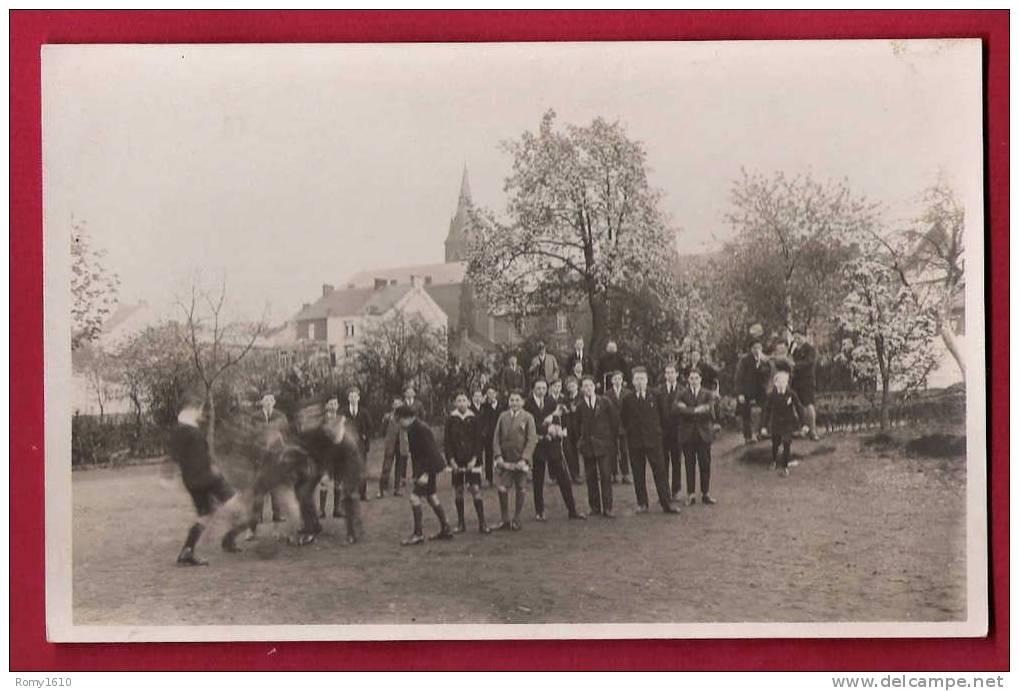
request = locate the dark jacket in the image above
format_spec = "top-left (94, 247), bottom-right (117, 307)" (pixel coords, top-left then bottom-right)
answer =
top-left (562, 392), bottom-right (583, 443)
top-left (735, 352), bottom-right (771, 401)
top-left (499, 366), bottom-right (527, 395)
top-left (406, 419), bottom-right (446, 477)
top-left (621, 388), bottom-right (663, 449)
top-left (342, 403), bottom-right (372, 453)
top-left (477, 398), bottom-right (505, 450)
top-left (566, 351), bottom-right (594, 376)
top-left (761, 388), bottom-right (807, 438)
top-left (597, 352), bottom-right (629, 388)
top-left (523, 393), bottom-right (559, 450)
top-left (682, 361), bottom-right (718, 390)
top-left (605, 384), bottom-right (629, 437)
top-left (577, 394), bottom-right (618, 458)
top-left (676, 386), bottom-right (716, 445)
top-left (167, 422), bottom-right (217, 489)
top-left (657, 381), bottom-right (682, 436)
top-left (790, 342), bottom-right (818, 400)
top-left (250, 408), bottom-right (289, 449)
top-left (443, 408), bottom-right (482, 466)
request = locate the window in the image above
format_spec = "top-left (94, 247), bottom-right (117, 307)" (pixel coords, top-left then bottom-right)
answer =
top-left (329, 346), bottom-right (337, 368)
top-left (344, 345), bottom-right (355, 359)
top-left (556, 310), bottom-right (568, 334)
top-left (344, 321), bottom-right (355, 338)
top-left (310, 321), bottom-right (320, 340)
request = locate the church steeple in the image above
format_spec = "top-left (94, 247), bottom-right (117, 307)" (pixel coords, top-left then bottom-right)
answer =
top-left (445, 165), bottom-right (474, 263)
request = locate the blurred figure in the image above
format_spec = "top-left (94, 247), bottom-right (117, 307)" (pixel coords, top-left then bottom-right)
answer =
top-left (317, 397), bottom-right (339, 515)
top-left (249, 393), bottom-right (287, 532)
top-left (168, 401), bottom-right (249, 565)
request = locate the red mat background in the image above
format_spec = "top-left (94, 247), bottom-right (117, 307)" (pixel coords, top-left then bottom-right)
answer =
top-left (9, 10), bottom-right (1008, 671)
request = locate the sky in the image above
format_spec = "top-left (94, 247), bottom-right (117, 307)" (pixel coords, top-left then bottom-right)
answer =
top-left (42, 40), bottom-right (983, 324)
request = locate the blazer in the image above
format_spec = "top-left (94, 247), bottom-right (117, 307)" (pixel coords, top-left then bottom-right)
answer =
top-left (499, 366), bottom-right (527, 394)
top-left (477, 399), bottom-right (505, 449)
top-left (735, 353), bottom-right (771, 400)
top-left (342, 404), bottom-right (372, 452)
top-left (605, 385), bottom-right (629, 436)
top-left (683, 361), bottom-right (719, 390)
top-left (577, 394), bottom-right (618, 458)
top-left (529, 352), bottom-right (561, 384)
top-left (405, 419), bottom-right (446, 477)
top-left (492, 409), bottom-right (538, 465)
top-left (790, 342), bottom-right (818, 398)
top-left (621, 388), bottom-right (664, 449)
top-left (523, 393), bottom-right (559, 449)
top-left (657, 381), bottom-right (682, 436)
top-left (761, 389), bottom-right (807, 438)
top-left (250, 408), bottom-right (289, 449)
top-left (676, 386), bottom-right (715, 445)
top-left (443, 408), bottom-right (482, 466)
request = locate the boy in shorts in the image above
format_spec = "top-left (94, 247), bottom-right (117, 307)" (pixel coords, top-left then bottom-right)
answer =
top-left (167, 401), bottom-right (249, 565)
top-left (492, 390), bottom-right (537, 531)
top-left (443, 392), bottom-right (491, 534)
top-left (397, 405), bottom-right (454, 546)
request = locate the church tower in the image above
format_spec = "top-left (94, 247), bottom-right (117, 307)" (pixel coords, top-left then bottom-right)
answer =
top-left (444, 165), bottom-right (474, 262)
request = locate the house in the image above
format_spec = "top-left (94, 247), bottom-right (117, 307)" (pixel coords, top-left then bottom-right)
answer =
top-left (291, 276), bottom-right (448, 367)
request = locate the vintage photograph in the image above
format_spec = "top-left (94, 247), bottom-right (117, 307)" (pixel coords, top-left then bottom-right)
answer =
top-left (42, 39), bottom-right (987, 640)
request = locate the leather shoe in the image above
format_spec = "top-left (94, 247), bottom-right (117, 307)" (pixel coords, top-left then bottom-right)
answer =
top-left (702, 494), bottom-right (717, 505)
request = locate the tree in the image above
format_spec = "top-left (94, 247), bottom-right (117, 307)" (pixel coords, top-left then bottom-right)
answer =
top-left (355, 310), bottom-right (448, 419)
top-left (466, 109), bottom-right (676, 354)
top-left (725, 170), bottom-right (876, 331)
top-left (898, 181), bottom-right (967, 377)
top-left (75, 343), bottom-right (115, 420)
top-left (177, 276), bottom-right (266, 445)
top-left (837, 254), bottom-right (940, 430)
top-left (115, 322), bottom-right (196, 430)
top-left (71, 218), bottom-right (120, 349)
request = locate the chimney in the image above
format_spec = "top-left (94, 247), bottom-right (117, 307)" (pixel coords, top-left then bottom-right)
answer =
top-left (302, 302), bottom-right (311, 310)
top-left (410, 274), bottom-right (424, 289)
top-left (322, 283), bottom-right (334, 297)
top-left (374, 278), bottom-right (388, 290)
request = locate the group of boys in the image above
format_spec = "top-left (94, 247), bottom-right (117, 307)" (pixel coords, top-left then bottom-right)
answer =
top-left (169, 330), bottom-right (817, 561)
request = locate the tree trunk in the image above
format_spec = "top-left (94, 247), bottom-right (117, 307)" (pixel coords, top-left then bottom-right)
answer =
top-left (588, 291), bottom-right (609, 356)
top-left (940, 322), bottom-right (966, 380)
top-left (879, 380), bottom-right (890, 431)
top-left (205, 387), bottom-right (216, 449)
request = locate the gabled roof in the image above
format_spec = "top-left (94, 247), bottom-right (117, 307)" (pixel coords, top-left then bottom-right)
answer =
top-left (345, 261), bottom-right (466, 288)
top-left (294, 284), bottom-right (413, 321)
top-left (424, 282), bottom-right (463, 329)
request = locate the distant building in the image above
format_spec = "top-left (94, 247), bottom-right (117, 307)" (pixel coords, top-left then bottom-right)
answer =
top-left (291, 276), bottom-right (447, 367)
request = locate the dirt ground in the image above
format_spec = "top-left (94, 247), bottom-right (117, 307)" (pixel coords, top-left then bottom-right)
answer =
top-left (72, 427), bottom-right (967, 626)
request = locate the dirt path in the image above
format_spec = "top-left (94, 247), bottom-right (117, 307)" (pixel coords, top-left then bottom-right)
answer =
top-left (72, 429), bottom-right (966, 626)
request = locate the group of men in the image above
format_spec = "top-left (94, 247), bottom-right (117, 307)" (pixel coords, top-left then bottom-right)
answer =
top-left (169, 329), bottom-right (819, 560)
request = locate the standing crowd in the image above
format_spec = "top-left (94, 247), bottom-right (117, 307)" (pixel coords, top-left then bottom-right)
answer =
top-left (167, 328), bottom-right (819, 563)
